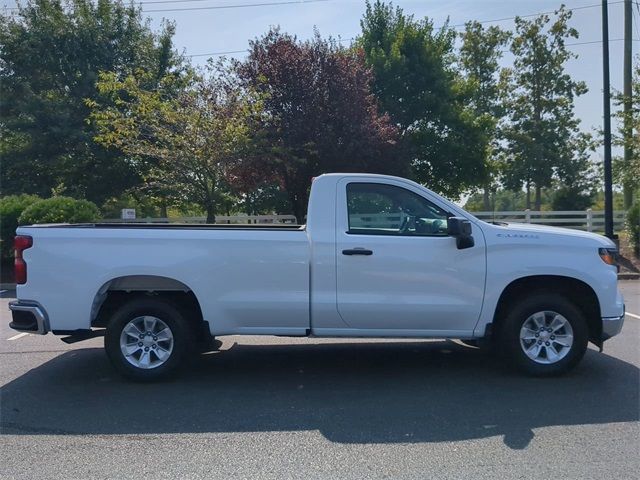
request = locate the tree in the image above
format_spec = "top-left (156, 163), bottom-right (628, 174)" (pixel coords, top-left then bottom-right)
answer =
top-left (459, 21), bottom-right (510, 210)
top-left (358, 1), bottom-right (486, 199)
top-left (236, 29), bottom-right (403, 221)
top-left (90, 64), bottom-right (263, 223)
top-left (501, 6), bottom-right (590, 210)
top-left (465, 188), bottom-right (548, 212)
top-left (613, 60), bottom-right (640, 203)
top-left (0, 0), bottom-right (182, 204)
top-left (550, 185), bottom-right (593, 211)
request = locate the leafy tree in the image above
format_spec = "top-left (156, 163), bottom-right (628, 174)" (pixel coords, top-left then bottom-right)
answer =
top-left (626, 201), bottom-right (639, 255)
top-left (90, 64), bottom-right (264, 223)
top-left (464, 188), bottom-right (551, 212)
top-left (0, 0), bottom-right (182, 204)
top-left (501, 6), bottom-right (590, 210)
top-left (550, 186), bottom-right (594, 211)
top-left (459, 21), bottom-right (510, 210)
top-left (358, 1), bottom-right (486, 199)
top-left (613, 60), bottom-right (640, 205)
top-left (236, 184), bottom-right (291, 216)
top-left (236, 29), bottom-right (403, 221)
top-left (101, 193), bottom-right (162, 219)
top-left (591, 190), bottom-right (625, 210)
top-left (464, 184), bottom-right (593, 212)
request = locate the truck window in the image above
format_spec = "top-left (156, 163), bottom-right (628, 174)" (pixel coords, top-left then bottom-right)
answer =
top-left (346, 183), bottom-right (449, 236)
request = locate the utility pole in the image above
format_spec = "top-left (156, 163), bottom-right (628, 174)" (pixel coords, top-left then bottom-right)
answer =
top-left (602, 0), bottom-right (615, 238)
top-left (623, 0), bottom-right (633, 208)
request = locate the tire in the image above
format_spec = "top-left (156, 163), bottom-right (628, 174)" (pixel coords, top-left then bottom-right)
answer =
top-left (104, 297), bottom-right (194, 381)
top-left (500, 293), bottom-right (588, 376)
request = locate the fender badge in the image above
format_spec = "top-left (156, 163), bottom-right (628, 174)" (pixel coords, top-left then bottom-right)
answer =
top-left (497, 233), bottom-right (540, 239)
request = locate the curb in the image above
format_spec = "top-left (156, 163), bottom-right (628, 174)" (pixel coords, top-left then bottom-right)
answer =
top-left (618, 273), bottom-right (640, 280)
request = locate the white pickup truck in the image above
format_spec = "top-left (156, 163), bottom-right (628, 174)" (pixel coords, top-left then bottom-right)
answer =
top-left (9, 173), bottom-right (625, 380)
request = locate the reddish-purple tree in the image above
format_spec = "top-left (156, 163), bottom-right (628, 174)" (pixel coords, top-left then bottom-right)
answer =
top-left (235, 29), bottom-right (405, 221)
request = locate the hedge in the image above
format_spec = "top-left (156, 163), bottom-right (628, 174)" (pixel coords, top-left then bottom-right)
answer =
top-left (18, 197), bottom-right (101, 226)
top-left (0, 194), bottom-right (41, 260)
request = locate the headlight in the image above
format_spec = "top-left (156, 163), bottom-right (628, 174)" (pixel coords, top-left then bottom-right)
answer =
top-left (598, 247), bottom-right (619, 271)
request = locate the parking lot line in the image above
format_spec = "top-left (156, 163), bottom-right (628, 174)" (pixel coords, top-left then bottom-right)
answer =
top-left (7, 332), bottom-right (30, 341)
top-left (626, 312), bottom-right (640, 320)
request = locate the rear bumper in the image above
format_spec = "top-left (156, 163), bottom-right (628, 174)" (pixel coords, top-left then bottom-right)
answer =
top-left (8, 300), bottom-right (49, 335)
top-left (602, 307), bottom-right (625, 341)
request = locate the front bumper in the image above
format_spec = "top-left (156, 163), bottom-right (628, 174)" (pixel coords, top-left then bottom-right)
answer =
top-left (8, 300), bottom-right (49, 335)
top-left (602, 306), bottom-right (625, 341)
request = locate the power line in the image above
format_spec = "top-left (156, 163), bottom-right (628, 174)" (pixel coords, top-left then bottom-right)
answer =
top-left (143, 0), bottom-right (304, 4)
top-left (186, 38), bottom-right (640, 58)
top-left (2, 0), bottom-right (329, 12)
top-left (566, 37), bottom-right (640, 46)
top-left (4, 0), bottom-right (635, 57)
top-left (185, 0), bottom-right (633, 57)
top-left (187, 49), bottom-right (247, 57)
top-left (449, 0), bottom-right (625, 29)
top-left (144, 0), bottom-right (328, 13)
top-left (0, 0), bottom-right (623, 21)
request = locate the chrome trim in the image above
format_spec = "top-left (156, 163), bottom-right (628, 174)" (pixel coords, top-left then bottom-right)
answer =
top-left (8, 300), bottom-right (49, 335)
top-left (602, 309), bottom-right (625, 341)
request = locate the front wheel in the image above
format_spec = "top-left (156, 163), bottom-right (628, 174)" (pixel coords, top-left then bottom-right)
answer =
top-left (105, 297), bottom-right (193, 381)
top-left (501, 294), bottom-right (588, 376)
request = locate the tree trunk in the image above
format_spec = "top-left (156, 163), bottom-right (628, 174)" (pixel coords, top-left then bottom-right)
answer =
top-left (534, 185), bottom-right (542, 211)
top-left (483, 186), bottom-right (491, 211)
top-left (623, 180), bottom-right (634, 209)
top-left (525, 182), bottom-right (531, 210)
top-left (284, 176), bottom-right (308, 224)
top-left (160, 201), bottom-right (168, 219)
top-left (290, 194), bottom-right (307, 224)
top-left (288, 191), bottom-right (309, 224)
top-left (206, 204), bottom-right (216, 224)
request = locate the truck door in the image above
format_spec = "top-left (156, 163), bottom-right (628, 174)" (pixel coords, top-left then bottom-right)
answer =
top-left (335, 177), bottom-right (486, 335)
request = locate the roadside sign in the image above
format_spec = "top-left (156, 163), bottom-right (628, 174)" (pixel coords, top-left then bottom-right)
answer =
top-left (121, 208), bottom-right (136, 220)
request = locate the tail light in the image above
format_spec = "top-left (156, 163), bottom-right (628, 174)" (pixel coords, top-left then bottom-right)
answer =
top-left (14, 235), bottom-right (33, 285)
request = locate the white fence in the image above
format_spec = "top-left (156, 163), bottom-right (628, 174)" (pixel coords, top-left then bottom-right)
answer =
top-left (103, 214), bottom-right (298, 224)
top-left (104, 210), bottom-right (627, 232)
top-left (470, 209), bottom-right (627, 232)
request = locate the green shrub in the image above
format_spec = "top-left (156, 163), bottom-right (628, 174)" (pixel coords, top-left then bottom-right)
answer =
top-left (19, 197), bottom-right (101, 226)
top-left (626, 201), bottom-right (640, 256)
top-left (0, 194), bottom-right (41, 260)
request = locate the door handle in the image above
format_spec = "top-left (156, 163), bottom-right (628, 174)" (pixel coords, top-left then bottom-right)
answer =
top-left (342, 248), bottom-right (373, 256)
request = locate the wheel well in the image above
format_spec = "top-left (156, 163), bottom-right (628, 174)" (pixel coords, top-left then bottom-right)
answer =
top-left (91, 276), bottom-right (208, 339)
top-left (492, 275), bottom-right (602, 345)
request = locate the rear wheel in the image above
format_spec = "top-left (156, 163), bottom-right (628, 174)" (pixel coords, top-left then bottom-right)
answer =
top-left (105, 297), bottom-right (193, 381)
top-left (500, 294), bottom-right (588, 376)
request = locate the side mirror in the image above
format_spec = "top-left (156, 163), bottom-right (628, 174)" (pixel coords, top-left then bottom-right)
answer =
top-left (447, 217), bottom-right (475, 249)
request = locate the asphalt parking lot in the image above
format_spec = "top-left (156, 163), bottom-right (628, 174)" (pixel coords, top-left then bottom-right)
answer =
top-left (1, 283), bottom-right (638, 479)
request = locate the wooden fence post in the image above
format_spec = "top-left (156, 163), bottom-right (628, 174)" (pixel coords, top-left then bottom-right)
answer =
top-left (525, 209), bottom-right (531, 223)
top-left (586, 209), bottom-right (593, 232)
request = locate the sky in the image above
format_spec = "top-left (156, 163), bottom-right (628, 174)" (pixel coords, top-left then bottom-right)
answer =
top-left (3, 0), bottom-right (637, 163)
